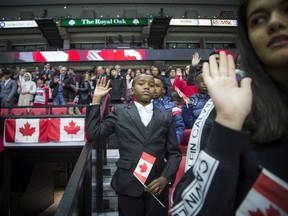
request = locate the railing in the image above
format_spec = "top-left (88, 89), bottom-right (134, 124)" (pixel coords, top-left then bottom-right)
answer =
top-left (54, 140), bottom-right (93, 216)
top-left (55, 94), bottom-right (110, 215)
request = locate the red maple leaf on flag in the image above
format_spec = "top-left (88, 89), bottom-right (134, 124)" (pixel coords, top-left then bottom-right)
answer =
top-left (249, 209), bottom-right (265, 216)
top-left (266, 206), bottom-right (280, 216)
top-left (63, 120), bottom-right (81, 138)
top-left (249, 205), bottom-right (280, 216)
top-left (19, 122), bottom-right (36, 137)
top-left (139, 163), bottom-right (148, 173)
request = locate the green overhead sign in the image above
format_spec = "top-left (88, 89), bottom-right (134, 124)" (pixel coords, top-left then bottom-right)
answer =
top-left (59, 18), bottom-right (150, 27)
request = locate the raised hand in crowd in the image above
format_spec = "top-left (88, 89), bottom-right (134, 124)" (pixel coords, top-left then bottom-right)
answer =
top-left (191, 52), bottom-right (201, 66)
top-left (92, 76), bottom-right (111, 104)
top-left (202, 51), bottom-right (252, 131)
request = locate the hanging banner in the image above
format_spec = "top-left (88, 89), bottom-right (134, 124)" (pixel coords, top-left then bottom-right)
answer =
top-left (212, 19), bottom-right (238, 27)
top-left (4, 118), bottom-right (86, 144)
top-left (0, 49), bottom-right (239, 64)
top-left (48, 118), bottom-right (86, 142)
top-left (59, 18), bottom-right (149, 27)
top-left (0, 20), bottom-right (38, 28)
top-left (170, 19), bottom-right (211, 26)
top-left (5, 119), bottom-right (49, 143)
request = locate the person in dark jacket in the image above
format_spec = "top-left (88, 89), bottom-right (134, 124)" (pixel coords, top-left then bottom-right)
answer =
top-left (182, 70), bottom-right (210, 129)
top-left (49, 66), bottom-right (76, 105)
top-left (172, 0), bottom-right (288, 214)
top-left (108, 67), bottom-right (126, 104)
top-left (153, 75), bottom-right (185, 144)
top-left (0, 68), bottom-right (17, 107)
top-left (72, 72), bottom-right (92, 105)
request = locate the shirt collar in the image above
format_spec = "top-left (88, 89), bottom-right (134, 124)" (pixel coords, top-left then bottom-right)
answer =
top-left (134, 101), bottom-right (153, 112)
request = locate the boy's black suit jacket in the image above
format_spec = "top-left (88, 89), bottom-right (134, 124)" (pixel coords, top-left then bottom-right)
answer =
top-left (86, 103), bottom-right (182, 197)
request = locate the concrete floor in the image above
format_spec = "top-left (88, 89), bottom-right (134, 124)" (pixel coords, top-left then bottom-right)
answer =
top-left (38, 189), bottom-right (119, 216)
top-left (38, 190), bottom-right (64, 216)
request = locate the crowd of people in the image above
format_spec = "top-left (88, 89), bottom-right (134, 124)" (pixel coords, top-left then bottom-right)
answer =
top-left (0, 60), bottom-right (204, 116)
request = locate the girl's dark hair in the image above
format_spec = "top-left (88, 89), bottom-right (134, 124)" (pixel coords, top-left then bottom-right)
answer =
top-left (238, 0), bottom-right (288, 143)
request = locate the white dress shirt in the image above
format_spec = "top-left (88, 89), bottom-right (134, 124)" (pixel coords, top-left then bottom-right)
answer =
top-left (134, 101), bottom-right (153, 127)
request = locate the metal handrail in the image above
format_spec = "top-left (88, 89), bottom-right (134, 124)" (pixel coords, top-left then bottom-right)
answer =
top-left (55, 94), bottom-right (110, 215)
top-left (55, 140), bottom-right (93, 216)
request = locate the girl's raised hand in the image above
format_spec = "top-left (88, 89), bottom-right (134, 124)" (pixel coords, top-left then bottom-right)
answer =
top-left (203, 51), bottom-right (253, 131)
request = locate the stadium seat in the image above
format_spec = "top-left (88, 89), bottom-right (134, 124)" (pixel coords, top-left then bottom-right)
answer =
top-left (29, 107), bottom-right (47, 115)
top-left (51, 107), bottom-right (68, 115)
top-left (0, 108), bottom-right (9, 116)
top-left (81, 107), bottom-right (87, 114)
top-left (179, 129), bottom-right (191, 155)
top-left (10, 108), bottom-right (28, 116)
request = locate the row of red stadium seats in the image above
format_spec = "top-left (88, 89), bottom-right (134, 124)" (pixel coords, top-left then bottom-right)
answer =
top-left (0, 107), bottom-right (87, 116)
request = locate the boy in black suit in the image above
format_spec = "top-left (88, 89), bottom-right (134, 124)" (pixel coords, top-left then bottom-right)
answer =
top-left (86, 74), bottom-right (181, 216)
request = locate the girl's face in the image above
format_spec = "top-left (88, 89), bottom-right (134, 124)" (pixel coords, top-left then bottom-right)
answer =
top-left (130, 71), bottom-right (136, 78)
top-left (37, 79), bottom-right (43, 86)
top-left (84, 73), bottom-right (90, 80)
top-left (247, 0), bottom-right (288, 69)
top-left (24, 74), bottom-right (30, 81)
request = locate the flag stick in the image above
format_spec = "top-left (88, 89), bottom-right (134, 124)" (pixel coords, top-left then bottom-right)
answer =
top-left (134, 174), bottom-right (165, 208)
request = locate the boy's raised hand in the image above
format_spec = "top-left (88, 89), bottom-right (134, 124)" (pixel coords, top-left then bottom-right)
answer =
top-left (202, 51), bottom-right (252, 131)
top-left (92, 76), bottom-right (111, 104)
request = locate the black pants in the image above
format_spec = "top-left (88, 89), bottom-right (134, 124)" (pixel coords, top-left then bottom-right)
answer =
top-left (118, 188), bottom-right (169, 216)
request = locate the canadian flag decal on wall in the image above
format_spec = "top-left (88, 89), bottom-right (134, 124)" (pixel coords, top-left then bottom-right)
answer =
top-left (48, 118), bottom-right (86, 142)
top-left (5, 119), bottom-right (48, 143)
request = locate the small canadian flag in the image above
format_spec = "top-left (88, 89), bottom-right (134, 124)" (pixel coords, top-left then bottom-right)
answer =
top-left (236, 168), bottom-right (288, 216)
top-left (48, 118), bottom-right (86, 142)
top-left (175, 86), bottom-right (190, 107)
top-left (133, 152), bottom-right (156, 184)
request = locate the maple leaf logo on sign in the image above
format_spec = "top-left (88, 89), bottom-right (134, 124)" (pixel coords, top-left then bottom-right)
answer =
top-left (19, 122), bottom-right (36, 140)
top-left (63, 120), bottom-right (81, 138)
